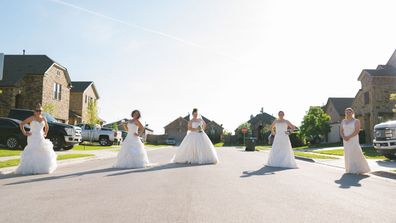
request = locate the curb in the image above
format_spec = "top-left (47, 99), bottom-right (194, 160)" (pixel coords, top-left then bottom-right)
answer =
top-left (294, 156), bottom-right (315, 163)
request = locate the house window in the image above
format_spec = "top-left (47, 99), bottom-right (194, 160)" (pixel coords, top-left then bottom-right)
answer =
top-left (85, 95), bottom-right (88, 104)
top-left (53, 83), bottom-right (62, 100)
top-left (56, 70), bottom-right (61, 76)
top-left (364, 92), bottom-right (370, 105)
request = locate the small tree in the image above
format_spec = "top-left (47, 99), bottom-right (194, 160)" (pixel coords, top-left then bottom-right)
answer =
top-left (300, 106), bottom-right (331, 144)
top-left (391, 93), bottom-right (396, 113)
top-left (86, 100), bottom-right (100, 125)
top-left (42, 103), bottom-right (56, 115)
top-left (112, 122), bottom-right (118, 131)
top-left (235, 122), bottom-right (252, 145)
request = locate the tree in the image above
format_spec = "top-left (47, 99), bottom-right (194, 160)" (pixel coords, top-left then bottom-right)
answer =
top-left (300, 106), bottom-right (331, 144)
top-left (86, 100), bottom-right (100, 125)
top-left (391, 93), bottom-right (396, 113)
top-left (112, 122), bottom-right (118, 131)
top-left (42, 103), bottom-right (55, 115)
top-left (235, 122), bottom-right (252, 145)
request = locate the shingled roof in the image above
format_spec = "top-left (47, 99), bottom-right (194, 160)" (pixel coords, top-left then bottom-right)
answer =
top-left (70, 81), bottom-right (100, 99)
top-left (359, 50), bottom-right (396, 80)
top-left (0, 54), bottom-right (71, 87)
top-left (325, 97), bottom-right (354, 115)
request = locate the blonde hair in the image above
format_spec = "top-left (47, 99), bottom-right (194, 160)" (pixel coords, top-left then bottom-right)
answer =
top-left (344, 107), bottom-right (355, 119)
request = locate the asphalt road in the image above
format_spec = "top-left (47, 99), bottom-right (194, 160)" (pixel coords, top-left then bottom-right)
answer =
top-left (0, 147), bottom-right (395, 223)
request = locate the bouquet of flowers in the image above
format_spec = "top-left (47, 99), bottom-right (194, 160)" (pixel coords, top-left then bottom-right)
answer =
top-left (197, 123), bottom-right (203, 133)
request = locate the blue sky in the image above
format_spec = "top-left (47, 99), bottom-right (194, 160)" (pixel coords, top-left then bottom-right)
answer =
top-left (1, 0), bottom-right (396, 133)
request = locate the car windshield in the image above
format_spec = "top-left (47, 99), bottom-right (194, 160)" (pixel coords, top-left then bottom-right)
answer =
top-left (43, 113), bottom-right (58, 123)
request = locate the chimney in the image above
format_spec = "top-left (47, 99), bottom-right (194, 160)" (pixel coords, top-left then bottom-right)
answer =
top-left (23, 49), bottom-right (25, 55)
top-left (0, 53), bottom-right (4, 81)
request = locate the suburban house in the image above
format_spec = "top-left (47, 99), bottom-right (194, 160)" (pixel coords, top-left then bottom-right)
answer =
top-left (164, 114), bottom-right (224, 144)
top-left (0, 53), bottom-right (72, 122)
top-left (323, 50), bottom-right (396, 143)
top-left (69, 81), bottom-right (100, 125)
top-left (247, 112), bottom-right (276, 143)
top-left (352, 50), bottom-right (396, 143)
top-left (323, 98), bottom-right (354, 143)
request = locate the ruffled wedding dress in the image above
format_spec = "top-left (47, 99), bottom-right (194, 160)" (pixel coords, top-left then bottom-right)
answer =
top-left (267, 121), bottom-right (297, 168)
top-left (15, 120), bottom-right (57, 175)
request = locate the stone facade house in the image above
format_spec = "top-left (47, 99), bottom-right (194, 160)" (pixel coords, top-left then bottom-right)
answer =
top-left (164, 115), bottom-right (224, 144)
top-left (247, 112), bottom-right (276, 143)
top-left (323, 98), bottom-right (354, 143)
top-left (0, 54), bottom-right (72, 122)
top-left (352, 50), bottom-right (396, 143)
top-left (69, 81), bottom-right (100, 125)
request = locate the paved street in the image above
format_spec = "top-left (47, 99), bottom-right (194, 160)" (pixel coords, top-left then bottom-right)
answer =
top-left (1, 147), bottom-right (395, 223)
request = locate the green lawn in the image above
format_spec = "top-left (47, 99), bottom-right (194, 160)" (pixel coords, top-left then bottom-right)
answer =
top-left (312, 147), bottom-right (386, 159)
top-left (0, 149), bottom-right (22, 157)
top-left (214, 142), bottom-right (224, 147)
top-left (255, 146), bottom-right (272, 151)
top-left (294, 151), bottom-right (338, 159)
top-left (144, 143), bottom-right (171, 148)
top-left (72, 144), bottom-right (119, 151)
top-left (0, 153), bottom-right (95, 169)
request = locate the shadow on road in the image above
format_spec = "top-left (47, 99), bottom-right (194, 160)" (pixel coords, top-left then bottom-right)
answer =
top-left (376, 160), bottom-right (396, 168)
top-left (240, 166), bottom-right (290, 178)
top-left (2, 168), bottom-right (117, 186)
top-left (106, 163), bottom-right (208, 177)
top-left (334, 173), bottom-right (370, 189)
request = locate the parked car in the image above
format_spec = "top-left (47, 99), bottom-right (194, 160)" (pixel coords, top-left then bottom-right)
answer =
top-left (373, 120), bottom-right (396, 159)
top-left (0, 117), bottom-right (29, 149)
top-left (165, 137), bottom-right (176, 145)
top-left (8, 109), bottom-right (82, 150)
top-left (76, 124), bottom-right (122, 146)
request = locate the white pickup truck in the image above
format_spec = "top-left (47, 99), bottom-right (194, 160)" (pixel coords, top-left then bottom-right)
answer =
top-left (77, 124), bottom-right (123, 146)
top-left (373, 120), bottom-right (396, 159)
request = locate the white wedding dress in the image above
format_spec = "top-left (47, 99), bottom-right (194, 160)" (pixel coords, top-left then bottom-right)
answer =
top-left (267, 121), bottom-right (297, 168)
top-left (15, 120), bottom-right (57, 175)
top-left (172, 119), bottom-right (219, 164)
top-left (114, 122), bottom-right (149, 168)
top-left (342, 119), bottom-right (370, 174)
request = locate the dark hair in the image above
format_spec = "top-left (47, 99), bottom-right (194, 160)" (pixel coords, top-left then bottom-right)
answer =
top-left (278, 111), bottom-right (285, 115)
top-left (131, 110), bottom-right (141, 119)
top-left (192, 108), bottom-right (198, 114)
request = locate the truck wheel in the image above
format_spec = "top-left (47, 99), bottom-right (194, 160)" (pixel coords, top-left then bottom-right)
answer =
top-left (50, 136), bottom-right (65, 151)
top-left (99, 137), bottom-right (110, 146)
top-left (63, 145), bottom-right (74, 150)
top-left (6, 136), bottom-right (19, 149)
top-left (384, 154), bottom-right (396, 160)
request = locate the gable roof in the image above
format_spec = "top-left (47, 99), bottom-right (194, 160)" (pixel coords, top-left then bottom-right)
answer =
top-left (248, 112), bottom-right (276, 125)
top-left (71, 81), bottom-right (100, 99)
top-left (164, 116), bottom-right (188, 129)
top-left (325, 97), bottom-right (354, 115)
top-left (0, 54), bottom-right (72, 87)
top-left (358, 50), bottom-right (396, 80)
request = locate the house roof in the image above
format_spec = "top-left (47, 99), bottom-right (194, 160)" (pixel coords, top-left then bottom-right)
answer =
top-left (0, 54), bottom-right (72, 87)
top-left (164, 114), bottom-right (223, 129)
top-left (325, 97), bottom-right (354, 115)
top-left (358, 50), bottom-right (396, 80)
top-left (248, 112), bottom-right (276, 125)
top-left (71, 81), bottom-right (100, 99)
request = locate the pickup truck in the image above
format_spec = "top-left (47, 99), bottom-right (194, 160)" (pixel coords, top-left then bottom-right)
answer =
top-left (8, 109), bottom-right (82, 150)
top-left (76, 124), bottom-right (122, 146)
top-left (373, 120), bottom-right (396, 159)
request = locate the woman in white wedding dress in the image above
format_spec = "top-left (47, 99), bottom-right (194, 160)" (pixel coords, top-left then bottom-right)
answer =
top-left (267, 111), bottom-right (298, 168)
top-left (15, 104), bottom-right (57, 175)
top-left (114, 110), bottom-right (150, 169)
top-left (172, 108), bottom-right (219, 164)
top-left (340, 108), bottom-right (370, 174)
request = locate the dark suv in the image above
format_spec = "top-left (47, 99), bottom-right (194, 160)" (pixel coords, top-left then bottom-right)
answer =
top-left (8, 109), bottom-right (82, 150)
top-left (0, 118), bottom-right (29, 149)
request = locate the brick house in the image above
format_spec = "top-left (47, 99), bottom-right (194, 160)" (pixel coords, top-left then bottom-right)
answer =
top-left (0, 53), bottom-right (72, 122)
top-left (352, 50), bottom-right (396, 143)
top-left (323, 98), bottom-right (354, 143)
top-left (164, 114), bottom-right (224, 144)
top-left (69, 81), bottom-right (100, 125)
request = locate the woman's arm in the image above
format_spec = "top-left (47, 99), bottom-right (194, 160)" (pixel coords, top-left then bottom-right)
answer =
top-left (134, 120), bottom-right (144, 136)
top-left (202, 119), bottom-right (207, 131)
top-left (43, 118), bottom-right (49, 137)
top-left (270, 120), bottom-right (276, 135)
top-left (346, 119), bottom-right (361, 140)
top-left (122, 121), bottom-right (128, 131)
top-left (286, 120), bottom-right (296, 131)
top-left (20, 116), bottom-right (33, 136)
